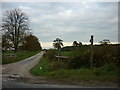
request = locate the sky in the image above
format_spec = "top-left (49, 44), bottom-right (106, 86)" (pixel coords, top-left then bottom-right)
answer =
top-left (1, 1), bottom-right (118, 49)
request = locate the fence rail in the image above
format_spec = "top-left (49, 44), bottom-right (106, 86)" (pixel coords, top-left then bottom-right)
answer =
top-left (3, 53), bottom-right (18, 59)
top-left (55, 55), bottom-right (69, 59)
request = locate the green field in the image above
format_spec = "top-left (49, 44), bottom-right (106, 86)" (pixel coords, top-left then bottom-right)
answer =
top-left (61, 51), bottom-right (72, 56)
top-left (30, 57), bottom-right (119, 83)
top-left (2, 51), bottom-right (40, 64)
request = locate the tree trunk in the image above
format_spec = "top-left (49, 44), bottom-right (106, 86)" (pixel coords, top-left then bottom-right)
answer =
top-left (14, 45), bottom-right (18, 53)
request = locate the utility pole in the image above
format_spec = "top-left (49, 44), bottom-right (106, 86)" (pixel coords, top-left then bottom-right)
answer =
top-left (90, 35), bottom-right (94, 69)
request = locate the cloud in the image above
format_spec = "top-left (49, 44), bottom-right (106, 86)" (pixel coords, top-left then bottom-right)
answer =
top-left (2, 2), bottom-right (118, 48)
top-left (18, 5), bottom-right (33, 15)
top-left (1, 0), bottom-right (120, 2)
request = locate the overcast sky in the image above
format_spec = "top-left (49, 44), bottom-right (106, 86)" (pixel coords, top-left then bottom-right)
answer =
top-left (1, 2), bottom-right (118, 48)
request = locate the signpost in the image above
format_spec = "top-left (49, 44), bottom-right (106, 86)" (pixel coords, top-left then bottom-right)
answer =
top-left (90, 35), bottom-right (94, 69)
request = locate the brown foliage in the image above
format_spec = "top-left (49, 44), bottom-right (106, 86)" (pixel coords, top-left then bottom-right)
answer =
top-left (22, 34), bottom-right (42, 51)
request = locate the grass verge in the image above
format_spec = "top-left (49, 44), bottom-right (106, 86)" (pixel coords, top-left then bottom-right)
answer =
top-left (2, 50), bottom-right (40, 64)
top-left (30, 57), bottom-right (119, 83)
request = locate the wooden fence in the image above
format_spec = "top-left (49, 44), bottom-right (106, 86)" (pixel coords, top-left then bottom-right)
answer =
top-left (55, 55), bottom-right (69, 59)
top-left (3, 53), bottom-right (18, 59)
top-left (55, 55), bottom-right (74, 61)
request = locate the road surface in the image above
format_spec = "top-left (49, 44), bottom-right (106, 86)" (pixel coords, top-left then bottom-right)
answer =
top-left (2, 75), bottom-right (117, 88)
top-left (2, 51), bottom-right (44, 78)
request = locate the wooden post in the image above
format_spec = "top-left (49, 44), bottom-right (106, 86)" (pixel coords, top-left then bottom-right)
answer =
top-left (58, 54), bottom-right (60, 61)
top-left (90, 35), bottom-right (94, 69)
top-left (58, 48), bottom-right (60, 61)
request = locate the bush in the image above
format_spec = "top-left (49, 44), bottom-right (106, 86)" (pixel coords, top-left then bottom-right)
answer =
top-left (44, 49), bottom-right (58, 60)
top-left (93, 45), bottom-right (119, 67)
top-left (93, 63), bottom-right (118, 76)
top-left (49, 61), bottom-right (68, 70)
top-left (100, 63), bottom-right (118, 72)
top-left (68, 51), bottom-right (90, 69)
top-left (43, 45), bottom-right (119, 70)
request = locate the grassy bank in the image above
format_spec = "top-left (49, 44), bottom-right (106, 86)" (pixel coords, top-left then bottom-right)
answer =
top-left (2, 50), bottom-right (40, 64)
top-left (30, 57), bottom-right (119, 83)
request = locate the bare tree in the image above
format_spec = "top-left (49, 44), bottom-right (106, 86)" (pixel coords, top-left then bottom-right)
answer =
top-left (2, 8), bottom-right (29, 52)
top-left (2, 33), bottom-right (12, 52)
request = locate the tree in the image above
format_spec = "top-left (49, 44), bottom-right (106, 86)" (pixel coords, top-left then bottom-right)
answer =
top-left (22, 34), bottom-right (42, 51)
top-left (2, 8), bottom-right (29, 52)
top-left (99, 39), bottom-right (110, 45)
top-left (53, 38), bottom-right (63, 50)
top-left (78, 42), bottom-right (82, 46)
top-left (2, 34), bottom-right (12, 52)
top-left (73, 41), bottom-right (79, 47)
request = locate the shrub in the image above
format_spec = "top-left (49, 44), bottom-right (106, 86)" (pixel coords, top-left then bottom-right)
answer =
top-left (49, 61), bottom-right (68, 70)
top-left (93, 45), bottom-right (119, 67)
top-left (101, 63), bottom-right (118, 72)
top-left (93, 63), bottom-right (118, 76)
top-left (44, 49), bottom-right (58, 60)
top-left (68, 51), bottom-right (90, 69)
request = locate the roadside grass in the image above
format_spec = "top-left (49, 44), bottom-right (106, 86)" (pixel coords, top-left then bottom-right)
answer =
top-left (2, 50), bottom-right (40, 64)
top-left (60, 51), bottom-right (72, 57)
top-left (30, 58), bottom-right (51, 76)
top-left (60, 51), bottom-right (88, 57)
top-left (30, 57), bottom-right (118, 83)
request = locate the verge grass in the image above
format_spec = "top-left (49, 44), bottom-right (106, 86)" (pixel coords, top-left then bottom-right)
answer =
top-left (61, 51), bottom-right (72, 57)
top-left (2, 50), bottom-right (40, 64)
top-left (30, 57), bottom-right (118, 83)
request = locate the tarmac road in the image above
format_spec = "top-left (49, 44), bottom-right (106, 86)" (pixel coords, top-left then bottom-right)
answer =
top-left (2, 75), bottom-right (117, 88)
top-left (2, 51), bottom-right (45, 78)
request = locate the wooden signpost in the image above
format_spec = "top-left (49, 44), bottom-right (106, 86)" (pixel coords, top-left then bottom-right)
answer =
top-left (90, 35), bottom-right (94, 69)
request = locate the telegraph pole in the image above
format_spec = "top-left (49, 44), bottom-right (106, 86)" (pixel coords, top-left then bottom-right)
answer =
top-left (90, 35), bottom-right (94, 69)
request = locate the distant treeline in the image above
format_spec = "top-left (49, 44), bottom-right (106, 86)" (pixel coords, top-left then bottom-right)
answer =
top-left (61, 44), bottom-right (120, 52)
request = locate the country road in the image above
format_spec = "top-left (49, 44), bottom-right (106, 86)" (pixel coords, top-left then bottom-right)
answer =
top-left (2, 51), bottom-right (45, 78)
top-left (2, 51), bottom-right (47, 88)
